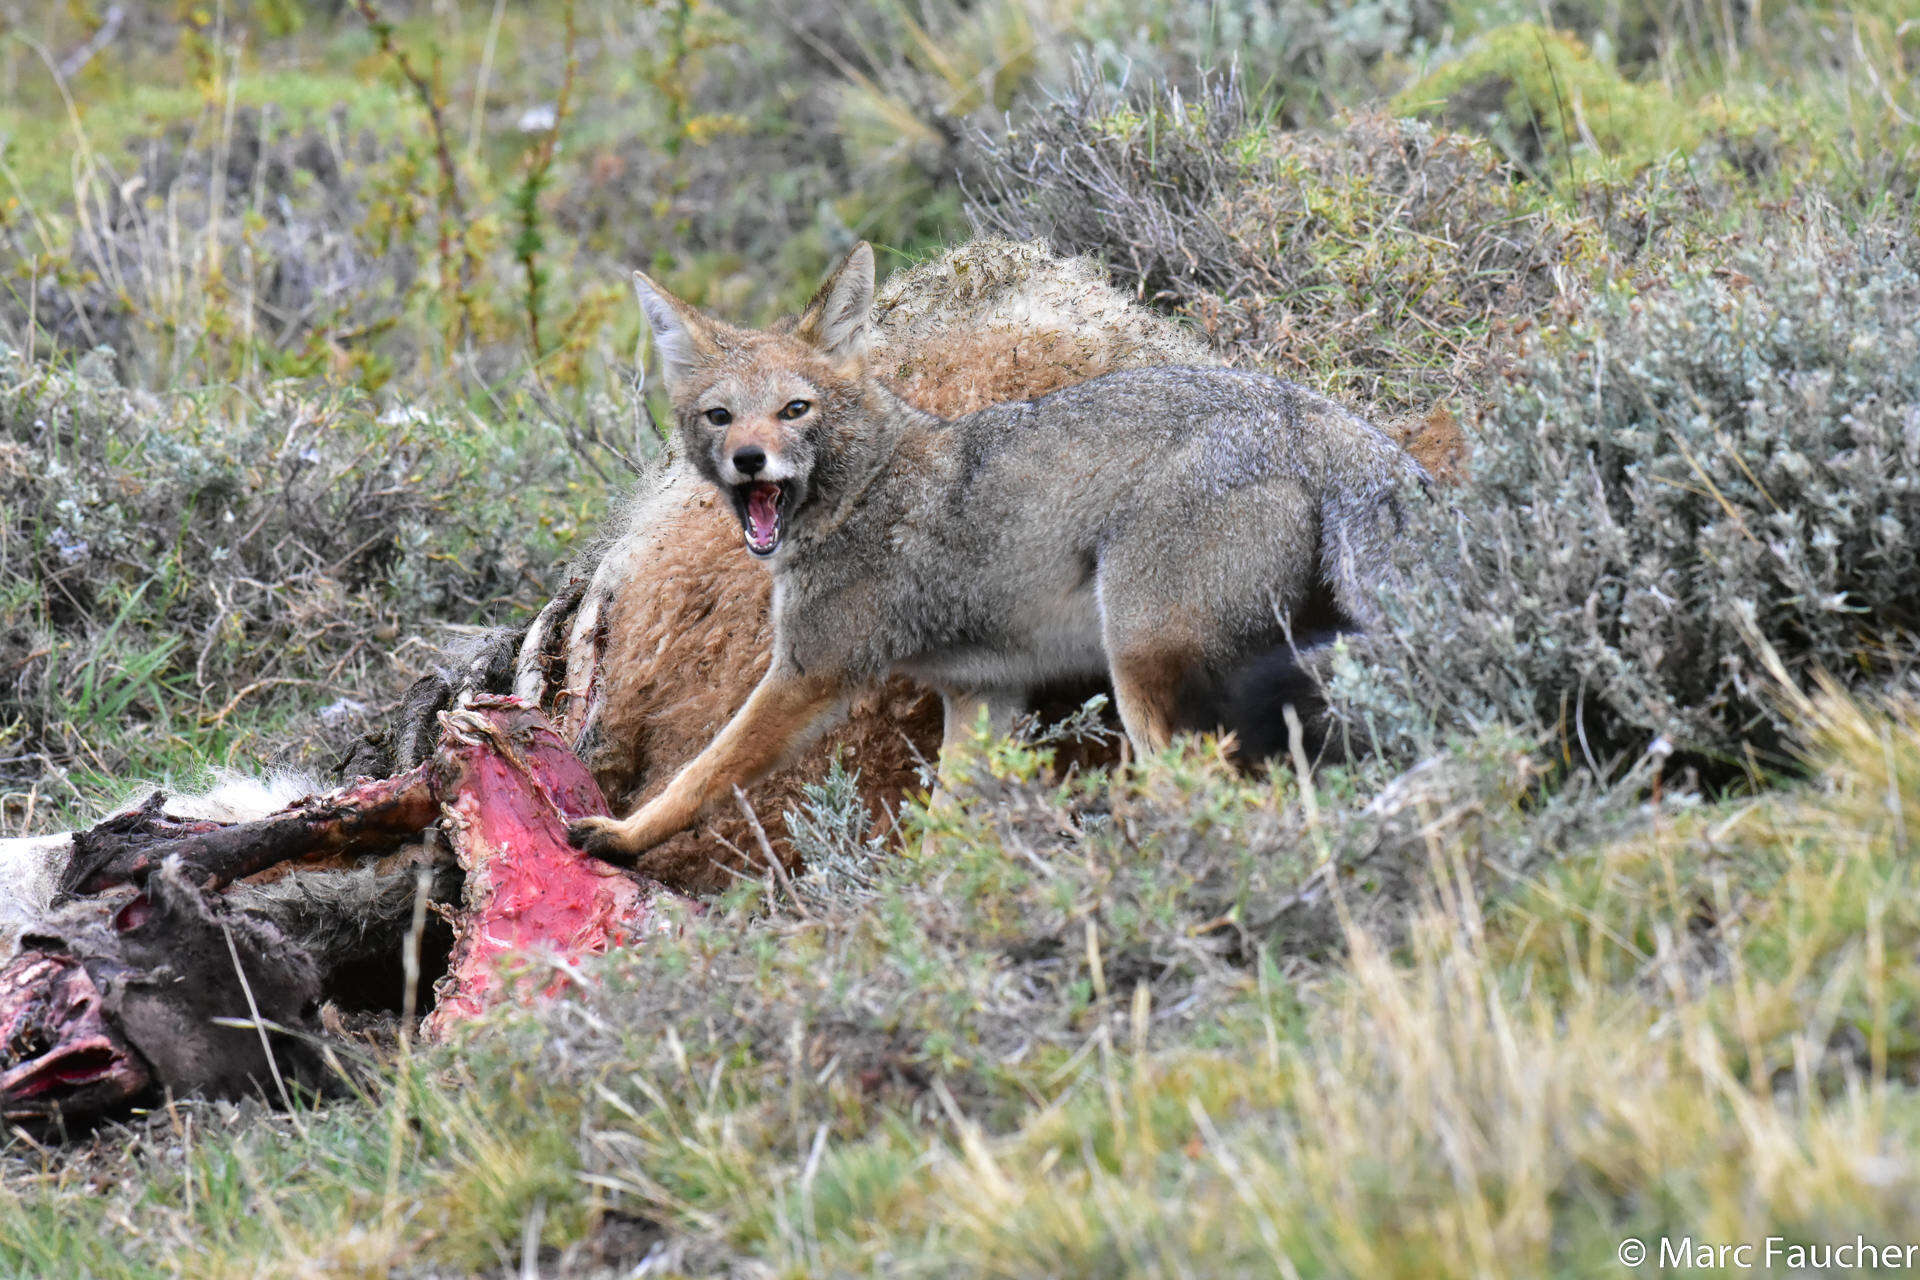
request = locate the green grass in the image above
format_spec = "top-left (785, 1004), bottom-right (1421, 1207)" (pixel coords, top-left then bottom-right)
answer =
top-left (1396, 15), bottom-right (1919, 203)
top-left (0, 69), bottom-right (414, 209)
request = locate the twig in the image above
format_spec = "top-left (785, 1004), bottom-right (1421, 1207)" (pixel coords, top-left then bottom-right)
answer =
top-left (200, 676), bottom-right (329, 727)
top-left (219, 919), bottom-right (304, 1132)
top-left (400, 865), bottom-right (433, 1038)
top-left (513, 0), bottom-right (578, 363)
top-left (466, 0), bottom-right (509, 162)
top-left (57, 4), bottom-right (125, 80)
top-left (1285, 704), bottom-right (1333, 869)
top-left (352, 0), bottom-right (477, 339)
top-left (733, 785), bottom-right (811, 919)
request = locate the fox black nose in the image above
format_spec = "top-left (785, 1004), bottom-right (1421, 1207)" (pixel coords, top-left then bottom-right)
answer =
top-left (731, 446), bottom-right (767, 477)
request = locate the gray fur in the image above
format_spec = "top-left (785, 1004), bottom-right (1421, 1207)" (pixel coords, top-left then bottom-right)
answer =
top-left (224, 853), bottom-right (455, 965)
top-left (720, 366), bottom-right (1427, 696)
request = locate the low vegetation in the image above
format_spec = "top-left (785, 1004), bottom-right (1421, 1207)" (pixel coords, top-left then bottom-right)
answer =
top-left (0, 347), bottom-right (593, 816)
top-left (10, 695), bottom-right (1920, 1275)
top-left (2, 0), bottom-right (1918, 1275)
top-left (1329, 207), bottom-right (1920, 781)
top-left (967, 81), bottom-right (1594, 417)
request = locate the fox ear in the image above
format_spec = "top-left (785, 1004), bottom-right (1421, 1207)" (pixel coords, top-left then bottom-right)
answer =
top-left (632, 270), bottom-right (720, 388)
top-left (794, 242), bottom-right (874, 361)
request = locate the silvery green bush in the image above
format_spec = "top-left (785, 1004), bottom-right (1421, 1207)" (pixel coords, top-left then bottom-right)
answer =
top-left (0, 347), bottom-right (570, 783)
top-left (1328, 210), bottom-right (1920, 779)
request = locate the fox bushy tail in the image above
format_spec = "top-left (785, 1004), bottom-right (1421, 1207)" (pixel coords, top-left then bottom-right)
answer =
top-left (1216, 436), bottom-right (1431, 765)
top-left (1318, 444), bottom-right (1433, 630)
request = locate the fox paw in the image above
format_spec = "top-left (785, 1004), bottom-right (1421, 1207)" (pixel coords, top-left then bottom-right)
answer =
top-left (566, 817), bottom-right (637, 866)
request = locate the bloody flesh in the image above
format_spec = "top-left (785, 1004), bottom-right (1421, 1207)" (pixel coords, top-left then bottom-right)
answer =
top-left (422, 698), bottom-right (662, 1038)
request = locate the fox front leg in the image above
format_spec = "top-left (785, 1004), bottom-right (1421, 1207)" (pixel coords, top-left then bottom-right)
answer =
top-left (567, 665), bottom-right (849, 864)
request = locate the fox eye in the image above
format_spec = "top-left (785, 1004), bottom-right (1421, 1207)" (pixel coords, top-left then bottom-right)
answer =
top-left (704, 407), bottom-right (732, 426)
top-left (778, 399), bottom-right (812, 420)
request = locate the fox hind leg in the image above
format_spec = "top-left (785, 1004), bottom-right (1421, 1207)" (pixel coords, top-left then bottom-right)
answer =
top-left (1096, 498), bottom-right (1316, 760)
top-left (916, 688), bottom-right (1026, 857)
top-left (939, 688), bottom-right (1023, 759)
top-left (1107, 646), bottom-right (1196, 758)
top-left (1096, 563), bottom-right (1215, 760)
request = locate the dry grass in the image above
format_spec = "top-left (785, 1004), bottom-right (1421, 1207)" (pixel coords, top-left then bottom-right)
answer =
top-left (0, 344), bottom-right (600, 832)
top-left (966, 78), bottom-right (1603, 419)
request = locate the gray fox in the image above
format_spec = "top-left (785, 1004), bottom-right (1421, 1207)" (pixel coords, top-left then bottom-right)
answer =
top-left (568, 242), bottom-right (1429, 863)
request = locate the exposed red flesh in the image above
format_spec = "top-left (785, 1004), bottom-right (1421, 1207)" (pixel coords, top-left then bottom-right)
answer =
top-left (0, 951), bottom-right (149, 1124)
top-left (10, 1044), bottom-right (122, 1096)
top-left (421, 697), bottom-right (663, 1039)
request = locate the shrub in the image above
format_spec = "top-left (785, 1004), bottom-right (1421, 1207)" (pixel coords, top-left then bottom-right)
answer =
top-left (1075, 0), bottom-right (1449, 114)
top-left (514, 723), bottom-right (1608, 1148)
top-left (1396, 17), bottom-right (1920, 209)
top-left (965, 72), bottom-right (1594, 416)
top-left (1325, 207), bottom-right (1920, 780)
top-left (1392, 22), bottom-right (1756, 177)
top-left (0, 346), bottom-right (590, 798)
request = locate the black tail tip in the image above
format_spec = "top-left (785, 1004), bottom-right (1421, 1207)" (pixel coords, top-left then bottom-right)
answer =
top-left (1211, 631), bottom-right (1346, 766)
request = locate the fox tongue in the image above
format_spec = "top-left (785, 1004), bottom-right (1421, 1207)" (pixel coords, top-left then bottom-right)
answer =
top-left (746, 483), bottom-right (780, 548)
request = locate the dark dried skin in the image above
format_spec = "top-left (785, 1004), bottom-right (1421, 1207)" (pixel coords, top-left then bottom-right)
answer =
top-left (60, 767), bottom-right (441, 900)
top-left (55, 793), bottom-right (225, 899)
top-left (2, 863), bottom-right (326, 1133)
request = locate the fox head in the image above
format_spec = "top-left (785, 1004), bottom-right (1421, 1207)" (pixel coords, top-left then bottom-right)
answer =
top-left (633, 244), bottom-right (878, 561)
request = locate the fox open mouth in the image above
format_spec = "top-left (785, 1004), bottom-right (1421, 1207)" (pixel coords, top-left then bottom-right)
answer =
top-left (734, 481), bottom-right (788, 556)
